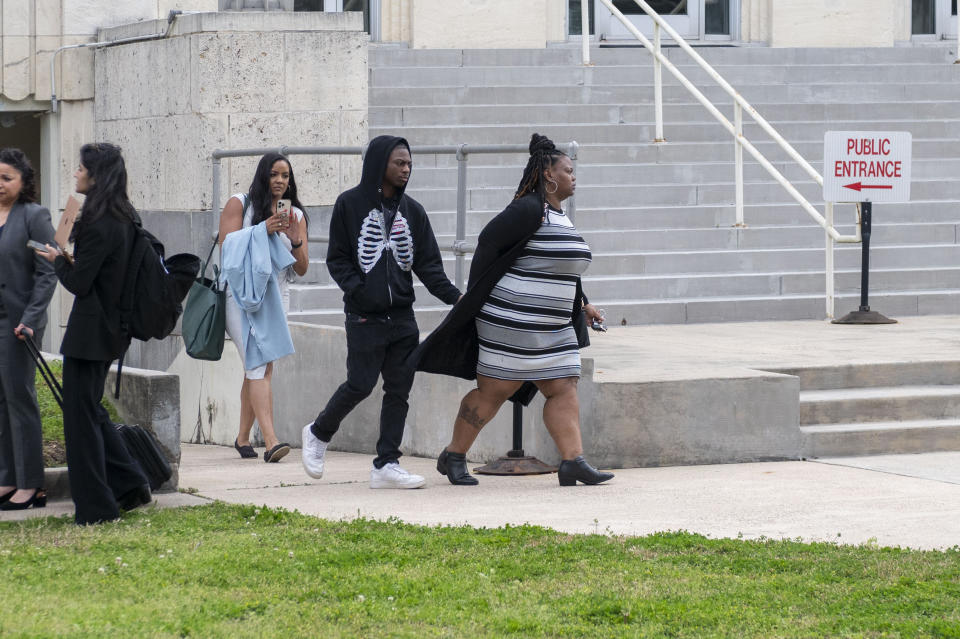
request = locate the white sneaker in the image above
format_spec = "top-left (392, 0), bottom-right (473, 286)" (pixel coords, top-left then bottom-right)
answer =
top-left (370, 462), bottom-right (426, 489)
top-left (301, 423), bottom-right (328, 479)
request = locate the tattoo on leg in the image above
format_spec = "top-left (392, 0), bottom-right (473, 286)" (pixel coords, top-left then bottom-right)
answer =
top-left (458, 405), bottom-right (487, 431)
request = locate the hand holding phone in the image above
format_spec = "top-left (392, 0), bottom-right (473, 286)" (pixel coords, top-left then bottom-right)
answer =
top-left (276, 199), bottom-right (291, 220)
top-left (27, 239), bottom-right (49, 251)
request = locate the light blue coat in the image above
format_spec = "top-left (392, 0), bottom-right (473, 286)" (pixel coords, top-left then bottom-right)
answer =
top-left (220, 222), bottom-right (296, 370)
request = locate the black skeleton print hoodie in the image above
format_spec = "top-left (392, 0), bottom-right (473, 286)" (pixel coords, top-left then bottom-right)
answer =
top-left (325, 135), bottom-right (461, 318)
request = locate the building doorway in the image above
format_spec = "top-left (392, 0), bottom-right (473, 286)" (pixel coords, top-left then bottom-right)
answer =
top-left (912, 0), bottom-right (957, 39)
top-left (945, 0), bottom-right (958, 38)
top-left (293, 0), bottom-right (380, 38)
top-left (0, 109), bottom-right (43, 204)
top-left (579, 0), bottom-right (735, 42)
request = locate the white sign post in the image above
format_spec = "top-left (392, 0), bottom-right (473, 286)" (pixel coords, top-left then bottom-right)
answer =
top-left (825, 131), bottom-right (912, 325)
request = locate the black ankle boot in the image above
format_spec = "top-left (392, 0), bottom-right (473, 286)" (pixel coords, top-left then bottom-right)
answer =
top-left (557, 456), bottom-right (614, 486)
top-left (436, 449), bottom-right (479, 486)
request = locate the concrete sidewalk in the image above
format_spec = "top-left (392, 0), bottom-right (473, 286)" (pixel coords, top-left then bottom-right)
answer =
top-left (4, 316), bottom-right (960, 549)
top-left (8, 445), bottom-right (956, 551)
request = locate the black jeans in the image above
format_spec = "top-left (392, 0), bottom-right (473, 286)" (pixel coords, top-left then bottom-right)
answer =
top-left (63, 357), bottom-right (148, 525)
top-left (312, 314), bottom-right (419, 469)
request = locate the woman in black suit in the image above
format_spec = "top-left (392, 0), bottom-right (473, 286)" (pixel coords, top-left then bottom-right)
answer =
top-left (37, 143), bottom-right (151, 524)
top-left (0, 148), bottom-right (57, 510)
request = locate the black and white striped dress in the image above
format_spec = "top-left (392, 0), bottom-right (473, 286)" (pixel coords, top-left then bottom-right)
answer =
top-left (476, 205), bottom-right (592, 380)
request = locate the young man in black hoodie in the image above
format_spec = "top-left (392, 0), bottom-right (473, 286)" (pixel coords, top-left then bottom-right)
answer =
top-left (302, 136), bottom-right (461, 488)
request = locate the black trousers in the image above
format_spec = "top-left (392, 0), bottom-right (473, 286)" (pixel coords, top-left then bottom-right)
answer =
top-left (312, 314), bottom-right (419, 469)
top-left (62, 357), bottom-right (147, 525)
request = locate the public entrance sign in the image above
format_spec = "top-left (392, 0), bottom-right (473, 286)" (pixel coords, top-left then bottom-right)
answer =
top-left (823, 131), bottom-right (912, 203)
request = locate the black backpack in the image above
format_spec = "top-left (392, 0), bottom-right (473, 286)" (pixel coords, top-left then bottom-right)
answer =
top-left (120, 225), bottom-right (199, 341)
top-left (113, 224), bottom-right (199, 397)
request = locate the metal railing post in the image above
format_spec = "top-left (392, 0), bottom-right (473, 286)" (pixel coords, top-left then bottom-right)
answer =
top-left (653, 22), bottom-right (665, 142)
top-left (211, 157), bottom-right (222, 220)
top-left (567, 141), bottom-right (579, 224)
top-left (580, 0), bottom-right (591, 65)
top-left (825, 201), bottom-right (835, 319)
top-left (956, 9), bottom-right (960, 64)
top-left (734, 103), bottom-right (744, 227)
top-left (455, 144), bottom-right (469, 290)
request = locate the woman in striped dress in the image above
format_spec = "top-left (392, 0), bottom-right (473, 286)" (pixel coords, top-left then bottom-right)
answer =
top-left (413, 134), bottom-right (614, 487)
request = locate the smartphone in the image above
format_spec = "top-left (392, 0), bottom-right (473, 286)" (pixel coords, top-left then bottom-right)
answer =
top-left (26, 239), bottom-right (49, 251)
top-left (276, 199), bottom-right (291, 219)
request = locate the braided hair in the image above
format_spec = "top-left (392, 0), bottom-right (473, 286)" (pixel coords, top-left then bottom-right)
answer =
top-left (514, 133), bottom-right (567, 201)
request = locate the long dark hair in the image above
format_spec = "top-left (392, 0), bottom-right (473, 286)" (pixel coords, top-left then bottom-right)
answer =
top-left (0, 147), bottom-right (37, 203)
top-left (246, 153), bottom-right (307, 227)
top-left (514, 133), bottom-right (568, 201)
top-left (72, 143), bottom-right (137, 241)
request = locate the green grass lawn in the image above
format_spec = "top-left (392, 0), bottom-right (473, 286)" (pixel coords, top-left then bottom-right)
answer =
top-left (1, 503), bottom-right (959, 638)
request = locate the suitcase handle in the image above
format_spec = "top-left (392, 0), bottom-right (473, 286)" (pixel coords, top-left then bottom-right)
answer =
top-left (24, 335), bottom-right (63, 409)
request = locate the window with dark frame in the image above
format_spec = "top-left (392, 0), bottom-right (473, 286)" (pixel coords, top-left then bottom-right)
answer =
top-left (705, 0), bottom-right (729, 35)
top-left (912, 0), bottom-right (936, 33)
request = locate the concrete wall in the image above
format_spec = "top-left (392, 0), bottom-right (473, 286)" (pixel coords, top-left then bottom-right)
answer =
top-left (94, 11), bottom-right (368, 216)
top-left (766, 0), bottom-right (910, 47)
top-left (175, 322), bottom-right (803, 468)
top-left (106, 365), bottom-right (182, 491)
top-left (409, 0), bottom-right (550, 49)
top-left (0, 0), bottom-right (215, 104)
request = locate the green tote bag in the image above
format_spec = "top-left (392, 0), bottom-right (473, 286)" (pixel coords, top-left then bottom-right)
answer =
top-left (182, 236), bottom-right (226, 361)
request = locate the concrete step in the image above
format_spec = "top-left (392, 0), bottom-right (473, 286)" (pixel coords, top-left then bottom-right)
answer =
top-left (401, 177), bottom-right (959, 212)
top-left (291, 265), bottom-right (960, 311)
top-left (372, 82), bottom-right (960, 108)
top-left (369, 63), bottom-right (960, 89)
top-left (373, 120), bottom-right (960, 147)
top-left (371, 101), bottom-right (960, 128)
top-left (424, 222), bottom-right (957, 253)
top-left (369, 44), bottom-right (958, 69)
top-left (407, 158), bottom-right (960, 187)
top-left (303, 243), bottom-right (960, 280)
top-left (800, 419), bottom-right (960, 458)
top-left (302, 200), bottom-right (959, 236)
top-left (289, 288), bottom-right (960, 330)
top-left (766, 362), bottom-right (960, 391)
top-left (800, 385), bottom-right (960, 425)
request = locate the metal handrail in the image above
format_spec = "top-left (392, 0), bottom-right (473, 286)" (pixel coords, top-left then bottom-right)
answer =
top-left (593, 0), bottom-right (863, 318)
top-left (211, 142), bottom-right (579, 290)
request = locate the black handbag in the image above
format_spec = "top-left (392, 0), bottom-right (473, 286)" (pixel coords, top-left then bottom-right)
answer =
top-left (182, 236), bottom-right (226, 360)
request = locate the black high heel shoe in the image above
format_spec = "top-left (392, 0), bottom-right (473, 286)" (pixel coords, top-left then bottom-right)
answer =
top-left (0, 488), bottom-right (47, 510)
top-left (437, 449), bottom-right (479, 486)
top-left (557, 457), bottom-right (614, 486)
top-left (0, 488), bottom-right (15, 505)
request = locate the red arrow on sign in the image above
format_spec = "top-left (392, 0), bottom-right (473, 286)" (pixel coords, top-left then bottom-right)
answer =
top-left (844, 182), bottom-right (894, 192)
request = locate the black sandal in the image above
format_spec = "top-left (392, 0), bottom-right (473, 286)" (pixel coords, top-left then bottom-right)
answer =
top-left (234, 439), bottom-right (258, 459)
top-left (264, 443), bottom-right (291, 463)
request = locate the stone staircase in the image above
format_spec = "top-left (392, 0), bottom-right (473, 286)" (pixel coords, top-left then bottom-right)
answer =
top-left (289, 44), bottom-right (960, 330)
top-left (769, 362), bottom-right (960, 458)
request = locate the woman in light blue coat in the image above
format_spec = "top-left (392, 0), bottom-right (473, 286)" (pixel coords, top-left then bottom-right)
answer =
top-left (218, 153), bottom-right (309, 462)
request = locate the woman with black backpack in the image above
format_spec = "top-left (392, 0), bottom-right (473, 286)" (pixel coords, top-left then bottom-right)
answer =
top-left (36, 143), bottom-right (152, 525)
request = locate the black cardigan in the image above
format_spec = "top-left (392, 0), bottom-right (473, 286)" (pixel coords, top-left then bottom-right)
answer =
top-left (410, 193), bottom-right (589, 394)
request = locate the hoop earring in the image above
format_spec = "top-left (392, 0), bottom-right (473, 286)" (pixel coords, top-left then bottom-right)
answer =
top-left (545, 179), bottom-right (558, 194)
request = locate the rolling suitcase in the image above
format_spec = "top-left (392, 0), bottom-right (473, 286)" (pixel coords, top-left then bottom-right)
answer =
top-left (25, 336), bottom-right (172, 491)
